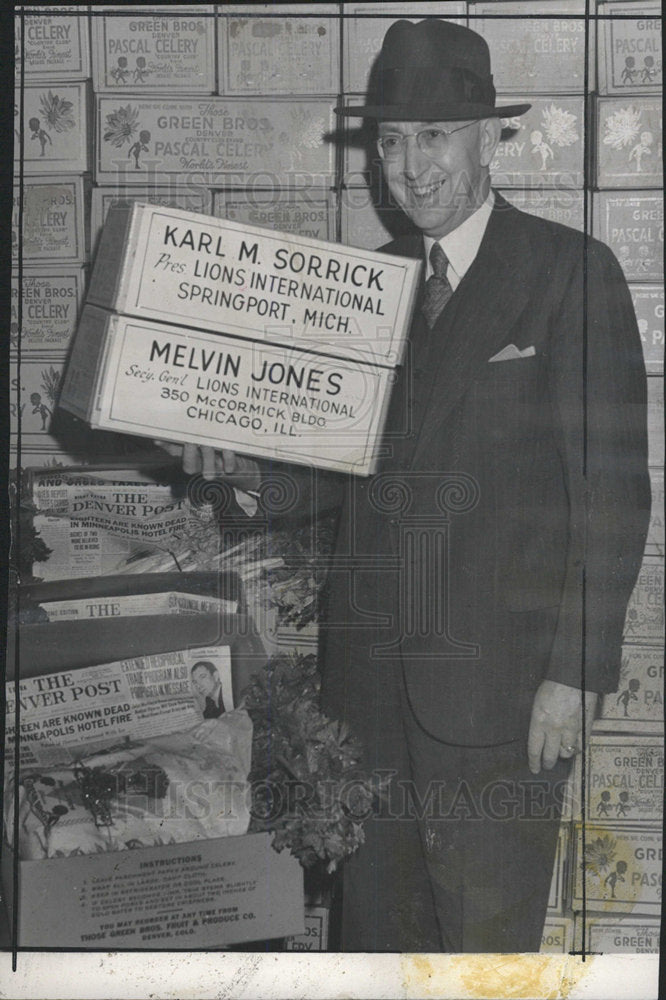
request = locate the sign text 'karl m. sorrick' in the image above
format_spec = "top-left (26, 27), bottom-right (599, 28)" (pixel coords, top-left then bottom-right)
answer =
top-left (85, 204), bottom-right (413, 362)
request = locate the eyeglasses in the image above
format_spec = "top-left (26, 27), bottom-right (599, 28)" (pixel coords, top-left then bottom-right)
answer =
top-left (376, 122), bottom-right (478, 160)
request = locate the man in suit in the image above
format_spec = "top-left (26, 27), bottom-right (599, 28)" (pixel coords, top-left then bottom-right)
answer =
top-left (161, 18), bottom-right (649, 953)
top-left (191, 660), bottom-right (226, 719)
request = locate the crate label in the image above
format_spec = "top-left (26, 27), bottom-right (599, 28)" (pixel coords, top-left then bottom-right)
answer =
top-left (586, 736), bottom-right (664, 824)
top-left (13, 178), bottom-right (86, 263)
top-left (631, 285), bottom-right (664, 374)
top-left (342, 4), bottom-right (466, 92)
top-left (574, 824), bottom-right (662, 910)
top-left (93, 7), bottom-right (215, 92)
top-left (491, 98), bottom-right (584, 188)
top-left (283, 905), bottom-right (329, 951)
top-left (96, 96), bottom-right (335, 184)
top-left (11, 269), bottom-right (85, 352)
top-left (475, 4), bottom-right (587, 93)
top-left (213, 190), bottom-right (333, 241)
top-left (541, 918), bottom-right (572, 954)
top-left (15, 7), bottom-right (90, 78)
top-left (600, 7), bottom-right (662, 94)
top-left (10, 355), bottom-right (69, 447)
top-left (598, 645), bottom-right (664, 730)
top-left (623, 556), bottom-right (664, 643)
top-left (15, 82), bottom-right (88, 173)
top-left (594, 193), bottom-right (663, 282)
top-left (576, 914), bottom-right (661, 953)
top-left (219, 8), bottom-right (339, 94)
top-left (597, 98), bottom-right (663, 188)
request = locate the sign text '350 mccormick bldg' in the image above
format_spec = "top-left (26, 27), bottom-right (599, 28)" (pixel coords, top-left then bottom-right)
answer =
top-left (59, 203), bottom-right (420, 475)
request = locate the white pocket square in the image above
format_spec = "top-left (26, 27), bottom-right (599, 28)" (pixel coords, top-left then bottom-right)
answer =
top-left (488, 344), bottom-right (536, 363)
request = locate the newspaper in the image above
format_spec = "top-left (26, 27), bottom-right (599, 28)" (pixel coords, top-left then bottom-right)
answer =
top-left (31, 469), bottom-right (216, 580)
top-left (5, 646), bottom-right (233, 768)
top-left (38, 592), bottom-right (237, 622)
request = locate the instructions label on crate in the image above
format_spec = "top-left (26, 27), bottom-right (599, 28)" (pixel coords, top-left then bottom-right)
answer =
top-left (15, 832), bottom-right (304, 948)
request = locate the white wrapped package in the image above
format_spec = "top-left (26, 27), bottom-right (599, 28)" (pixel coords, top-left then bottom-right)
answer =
top-left (6, 710), bottom-right (253, 860)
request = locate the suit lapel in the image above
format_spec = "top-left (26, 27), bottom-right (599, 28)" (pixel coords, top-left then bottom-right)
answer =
top-left (408, 195), bottom-right (533, 467)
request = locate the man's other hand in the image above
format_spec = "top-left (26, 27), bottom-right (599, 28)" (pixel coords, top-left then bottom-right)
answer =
top-left (154, 441), bottom-right (261, 493)
top-left (527, 680), bottom-right (598, 774)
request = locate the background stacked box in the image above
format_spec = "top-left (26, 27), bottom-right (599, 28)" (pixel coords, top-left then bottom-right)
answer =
top-left (567, 2), bottom-right (662, 956)
top-left (11, 3), bottom-right (663, 954)
top-left (13, 6), bottom-right (91, 468)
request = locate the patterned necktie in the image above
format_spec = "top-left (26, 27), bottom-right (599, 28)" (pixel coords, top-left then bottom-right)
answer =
top-left (422, 242), bottom-right (453, 329)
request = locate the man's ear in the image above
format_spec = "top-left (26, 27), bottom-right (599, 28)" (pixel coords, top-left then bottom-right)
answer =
top-left (478, 117), bottom-right (502, 167)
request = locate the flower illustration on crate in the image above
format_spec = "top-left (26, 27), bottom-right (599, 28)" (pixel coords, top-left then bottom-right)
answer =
top-left (282, 108), bottom-right (324, 171)
top-left (531, 105), bottom-right (579, 171)
top-left (104, 104), bottom-right (141, 148)
top-left (40, 364), bottom-right (62, 407)
top-left (583, 833), bottom-right (618, 878)
top-left (542, 104), bottom-right (579, 147)
top-left (603, 106), bottom-right (642, 151)
top-left (39, 91), bottom-right (76, 133)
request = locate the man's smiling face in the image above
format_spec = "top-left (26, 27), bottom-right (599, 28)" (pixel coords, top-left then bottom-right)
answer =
top-left (378, 119), bottom-right (494, 239)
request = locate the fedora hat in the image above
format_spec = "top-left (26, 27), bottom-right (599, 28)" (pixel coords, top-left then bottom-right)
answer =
top-left (337, 19), bottom-right (530, 121)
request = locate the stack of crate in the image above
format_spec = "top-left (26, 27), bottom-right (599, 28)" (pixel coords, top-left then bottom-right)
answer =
top-left (570, 2), bottom-right (663, 956)
top-left (12, 5), bottom-right (91, 468)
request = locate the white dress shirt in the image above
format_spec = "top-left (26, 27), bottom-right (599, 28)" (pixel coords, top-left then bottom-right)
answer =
top-left (424, 190), bottom-right (494, 289)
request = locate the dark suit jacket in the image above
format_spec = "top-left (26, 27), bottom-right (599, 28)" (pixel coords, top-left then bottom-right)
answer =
top-left (315, 193), bottom-right (650, 748)
top-left (202, 688), bottom-right (225, 719)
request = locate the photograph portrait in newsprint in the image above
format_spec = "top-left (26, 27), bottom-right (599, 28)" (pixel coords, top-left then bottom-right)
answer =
top-left (2, 1), bottom-right (663, 995)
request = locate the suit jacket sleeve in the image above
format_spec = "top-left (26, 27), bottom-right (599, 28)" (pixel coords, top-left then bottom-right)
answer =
top-left (545, 237), bottom-right (650, 693)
